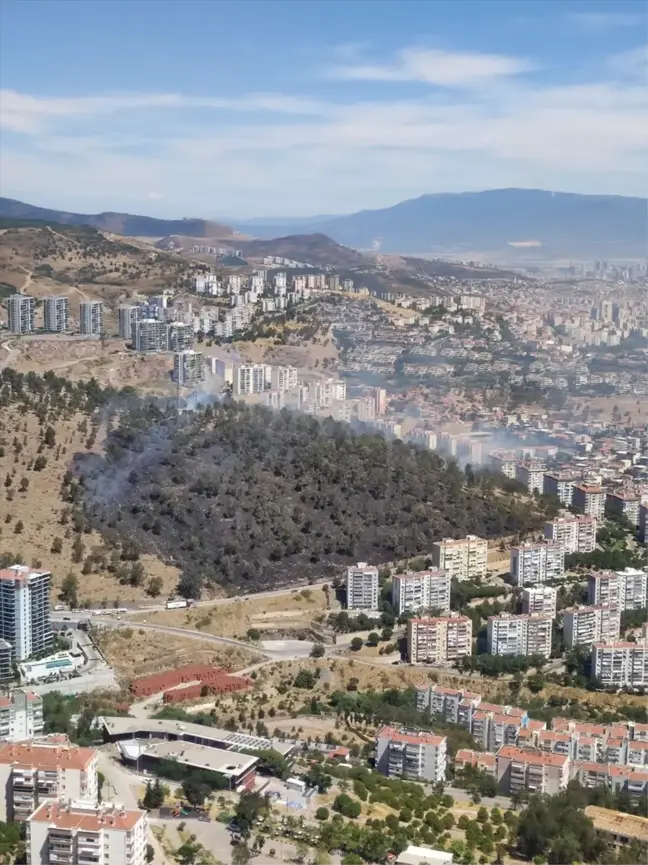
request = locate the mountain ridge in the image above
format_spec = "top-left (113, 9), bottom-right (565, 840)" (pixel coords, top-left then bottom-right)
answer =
top-left (2, 188), bottom-right (645, 259)
top-left (0, 197), bottom-right (236, 240)
top-left (233, 188), bottom-right (647, 258)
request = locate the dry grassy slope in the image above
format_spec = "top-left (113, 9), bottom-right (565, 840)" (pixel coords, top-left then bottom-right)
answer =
top-left (94, 627), bottom-right (257, 681)
top-left (1, 337), bottom-right (176, 394)
top-left (131, 588), bottom-right (331, 639)
top-left (0, 406), bottom-right (179, 603)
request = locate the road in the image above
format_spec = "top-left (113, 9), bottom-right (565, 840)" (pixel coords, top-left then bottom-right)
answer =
top-left (90, 619), bottom-right (315, 662)
top-left (51, 580), bottom-right (331, 618)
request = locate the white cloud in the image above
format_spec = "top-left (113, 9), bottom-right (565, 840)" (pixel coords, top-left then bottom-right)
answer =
top-left (0, 90), bottom-right (330, 134)
top-left (327, 47), bottom-right (533, 86)
top-left (571, 12), bottom-right (644, 30)
top-left (0, 45), bottom-right (646, 217)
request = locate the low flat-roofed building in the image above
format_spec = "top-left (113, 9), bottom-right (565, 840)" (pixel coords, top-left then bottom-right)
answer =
top-left (584, 805), bottom-right (648, 849)
top-left (100, 715), bottom-right (294, 758)
top-left (396, 845), bottom-right (453, 865)
top-left (118, 739), bottom-right (257, 791)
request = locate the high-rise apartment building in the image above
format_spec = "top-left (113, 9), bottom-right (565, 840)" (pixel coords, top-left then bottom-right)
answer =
top-left (544, 515), bottom-right (597, 554)
top-left (407, 616), bottom-right (473, 664)
top-left (27, 800), bottom-right (148, 865)
top-left (572, 484), bottom-right (606, 520)
top-left (515, 461), bottom-right (546, 494)
top-left (375, 727), bottom-right (447, 783)
top-left (563, 605), bottom-right (621, 649)
top-left (270, 365), bottom-right (298, 392)
top-left (543, 473), bottom-right (576, 507)
top-left (233, 364), bottom-right (267, 396)
top-left (510, 541), bottom-right (565, 586)
top-left (172, 351), bottom-right (205, 387)
top-left (0, 565), bottom-right (53, 661)
top-left (346, 563), bottom-right (379, 613)
top-left (592, 633), bottom-right (648, 688)
top-left (117, 305), bottom-right (140, 340)
top-left (166, 322), bottom-right (193, 352)
top-left (0, 691), bottom-right (43, 742)
top-left (0, 742), bottom-right (98, 821)
top-left (587, 569), bottom-right (647, 611)
top-left (8, 295), bottom-right (35, 334)
top-left (605, 493), bottom-right (641, 528)
top-left (639, 504), bottom-right (647, 543)
top-left (133, 319), bottom-right (167, 352)
top-left (373, 387), bottom-right (387, 416)
top-left (0, 641), bottom-right (11, 681)
top-left (391, 570), bottom-right (451, 616)
top-left (490, 452), bottom-right (517, 480)
top-left (79, 301), bottom-right (103, 336)
top-left (43, 296), bottom-right (69, 333)
top-left (487, 613), bottom-right (552, 658)
top-left (521, 586), bottom-right (557, 617)
top-left (431, 535), bottom-right (487, 582)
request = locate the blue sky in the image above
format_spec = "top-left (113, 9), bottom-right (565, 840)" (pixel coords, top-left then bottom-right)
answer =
top-left (1, 0), bottom-right (646, 218)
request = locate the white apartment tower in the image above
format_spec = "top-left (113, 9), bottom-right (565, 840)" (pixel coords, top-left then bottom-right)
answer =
top-left (79, 301), bottom-right (103, 336)
top-left (572, 485), bottom-right (606, 520)
top-left (510, 542), bottom-right (565, 586)
top-left (522, 586), bottom-right (557, 617)
top-left (27, 800), bottom-right (148, 865)
top-left (172, 351), bottom-right (205, 387)
top-left (563, 605), bottom-right (621, 649)
top-left (0, 691), bottom-right (44, 742)
top-left (543, 473), bottom-right (576, 507)
top-left (8, 295), bottom-right (35, 334)
top-left (166, 322), bottom-right (193, 352)
top-left (591, 632), bottom-right (648, 688)
top-left (117, 305), bottom-right (139, 340)
top-left (391, 570), bottom-right (451, 616)
top-left (133, 319), bottom-right (167, 352)
top-left (346, 563), bottom-right (379, 612)
top-left (431, 535), bottom-right (487, 582)
top-left (43, 296), bottom-right (70, 333)
top-left (0, 565), bottom-right (53, 661)
top-left (487, 613), bottom-right (553, 658)
top-left (587, 569), bottom-right (647, 611)
top-left (233, 364), bottom-right (267, 396)
top-left (375, 727), bottom-right (447, 783)
top-left (270, 365), bottom-right (298, 392)
top-left (515, 462), bottom-right (546, 494)
top-left (544, 515), bottom-right (597, 554)
top-left (407, 616), bottom-right (473, 664)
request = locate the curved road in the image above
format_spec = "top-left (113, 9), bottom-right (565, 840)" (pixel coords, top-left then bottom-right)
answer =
top-left (91, 617), bottom-right (314, 662)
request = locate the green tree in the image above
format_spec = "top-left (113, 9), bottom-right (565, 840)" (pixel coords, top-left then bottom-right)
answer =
top-left (232, 842), bottom-right (251, 865)
top-left (350, 637), bottom-right (363, 651)
top-left (59, 572), bottom-right (79, 608)
top-left (310, 642), bottom-right (325, 658)
top-left (146, 576), bottom-right (163, 597)
top-left (182, 778), bottom-right (210, 807)
top-left (315, 807), bottom-right (329, 820)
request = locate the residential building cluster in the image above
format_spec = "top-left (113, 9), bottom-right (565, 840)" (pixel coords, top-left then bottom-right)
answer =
top-left (414, 682), bottom-right (648, 794)
top-left (7, 295), bottom-right (104, 336)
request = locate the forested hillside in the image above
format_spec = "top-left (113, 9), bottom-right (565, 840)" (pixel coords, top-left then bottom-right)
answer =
top-left (74, 400), bottom-right (547, 597)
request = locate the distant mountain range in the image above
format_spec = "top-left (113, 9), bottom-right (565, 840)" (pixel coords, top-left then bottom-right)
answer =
top-left (2, 188), bottom-right (645, 260)
top-left (233, 189), bottom-right (647, 259)
top-left (0, 197), bottom-right (236, 239)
